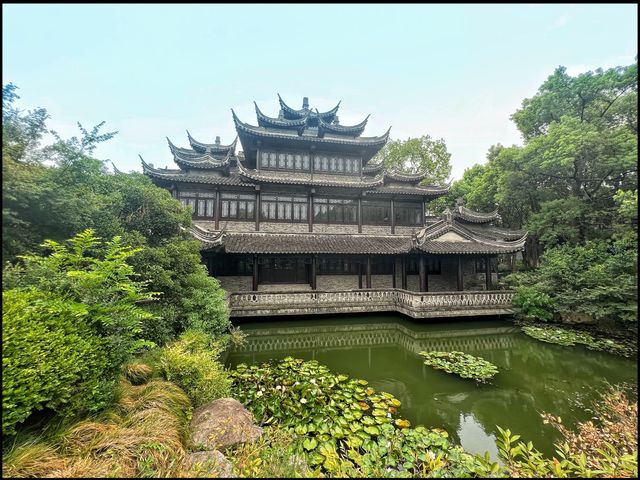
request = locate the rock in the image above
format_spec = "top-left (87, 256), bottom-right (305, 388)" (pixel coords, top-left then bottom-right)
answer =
top-left (185, 450), bottom-right (234, 478)
top-left (190, 398), bottom-right (262, 450)
top-left (560, 312), bottom-right (596, 325)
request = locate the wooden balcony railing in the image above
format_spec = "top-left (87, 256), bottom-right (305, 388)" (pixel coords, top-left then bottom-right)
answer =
top-left (228, 289), bottom-right (516, 318)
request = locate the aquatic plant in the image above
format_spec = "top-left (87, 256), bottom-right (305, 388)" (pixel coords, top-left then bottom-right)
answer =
top-left (419, 351), bottom-right (499, 383)
top-left (229, 357), bottom-right (490, 476)
top-left (521, 325), bottom-right (635, 357)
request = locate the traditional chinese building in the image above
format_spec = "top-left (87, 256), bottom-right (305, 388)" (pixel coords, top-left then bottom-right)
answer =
top-left (140, 96), bottom-right (526, 317)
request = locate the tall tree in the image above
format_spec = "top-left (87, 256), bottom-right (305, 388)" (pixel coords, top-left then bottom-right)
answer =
top-left (373, 135), bottom-right (452, 184)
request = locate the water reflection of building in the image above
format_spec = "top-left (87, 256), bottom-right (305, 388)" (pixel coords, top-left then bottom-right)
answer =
top-left (235, 321), bottom-right (520, 359)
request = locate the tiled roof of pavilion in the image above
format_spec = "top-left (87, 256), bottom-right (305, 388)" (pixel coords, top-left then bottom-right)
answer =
top-left (364, 184), bottom-right (450, 197)
top-left (278, 94), bottom-right (340, 123)
top-left (412, 209), bottom-right (527, 254)
top-left (454, 205), bottom-right (500, 224)
top-left (384, 169), bottom-right (429, 184)
top-left (112, 162), bottom-right (124, 174)
top-left (232, 109), bottom-right (391, 148)
top-left (193, 228), bottom-right (412, 254)
top-left (362, 162), bottom-right (384, 175)
top-left (186, 131), bottom-right (238, 155)
top-left (140, 156), bottom-right (253, 186)
top-left (255, 102), bottom-right (308, 132)
top-left (167, 138), bottom-right (232, 171)
top-left (317, 110), bottom-right (369, 137)
top-left (236, 157), bottom-right (384, 189)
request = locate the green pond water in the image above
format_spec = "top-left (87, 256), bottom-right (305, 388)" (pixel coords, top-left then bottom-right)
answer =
top-left (226, 314), bottom-right (637, 458)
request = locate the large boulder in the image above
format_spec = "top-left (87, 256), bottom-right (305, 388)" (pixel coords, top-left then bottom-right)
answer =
top-left (184, 450), bottom-right (233, 478)
top-left (190, 398), bottom-right (262, 450)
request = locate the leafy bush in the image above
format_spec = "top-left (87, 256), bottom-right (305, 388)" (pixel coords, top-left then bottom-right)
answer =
top-left (508, 238), bottom-right (637, 328)
top-left (2, 230), bottom-right (157, 436)
top-left (2, 289), bottom-right (111, 436)
top-left (512, 286), bottom-right (554, 322)
top-left (129, 238), bottom-right (231, 344)
top-left (159, 330), bottom-right (231, 407)
top-left (229, 358), bottom-right (489, 477)
top-left (419, 351), bottom-right (499, 383)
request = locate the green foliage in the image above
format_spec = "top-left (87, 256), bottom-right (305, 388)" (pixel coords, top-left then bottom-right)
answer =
top-left (373, 135), bottom-right (452, 184)
top-left (229, 358), bottom-right (488, 477)
top-left (2, 230), bottom-right (159, 436)
top-left (2, 289), bottom-right (111, 436)
top-left (159, 330), bottom-right (231, 407)
top-left (521, 325), bottom-right (635, 357)
top-left (508, 239), bottom-right (637, 326)
top-left (2, 83), bottom-right (229, 344)
top-left (419, 351), bottom-right (499, 383)
top-left (129, 238), bottom-right (231, 344)
top-left (512, 286), bottom-right (554, 322)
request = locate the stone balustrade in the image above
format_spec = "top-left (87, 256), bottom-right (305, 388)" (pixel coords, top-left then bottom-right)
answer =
top-left (228, 289), bottom-right (516, 318)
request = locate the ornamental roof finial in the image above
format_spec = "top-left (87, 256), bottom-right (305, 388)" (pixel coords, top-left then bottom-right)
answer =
top-left (302, 96), bottom-right (309, 109)
top-left (215, 136), bottom-right (220, 145)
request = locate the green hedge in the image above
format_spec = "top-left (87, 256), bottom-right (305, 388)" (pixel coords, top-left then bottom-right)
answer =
top-left (2, 289), bottom-right (112, 436)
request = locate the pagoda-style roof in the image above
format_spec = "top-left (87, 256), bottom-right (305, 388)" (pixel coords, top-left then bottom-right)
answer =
top-left (186, 131), bottom-right (238, 156)
top-left (232, 109), bottom-right (390, 165)
top-left (278, 94), bottom-right (340, 124)
top-left (412, 210), bottom-right (526, 254)
top-left (362, 161), bottom-right (384, 175)
top-left (167, 138), bottom-right (232, 171)
top-left (194, 227), bottom-right (411, 255)
top-left (365, 183), bottom-right (450, 198)
top-left (112, 162), bottom-right (124, 175)
top-left (236, 157), bottom-right (384, 189)
top-left (384, 169), bottom-right (429, 185)
top-left (255, 102), bottom-right (308, 133)
top-left (140, 156), bottom-right (253, 187)
top-left (454, 204), bottom-right (500, 224)
top-left (317, 110), bottom-right (369, 137)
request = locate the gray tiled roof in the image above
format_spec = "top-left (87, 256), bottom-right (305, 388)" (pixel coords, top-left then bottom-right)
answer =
top-left (317, 111), bottom-right (369, 137)
top-left (187, 132), bottom-right (238, 155)
top-left (413, 217), bottom-right (527, 254)
top-left (278, 94), bottom-right (340, 121)
top-left (454, 205), bottom-right (500, 224)
top-left (220, 232), bottom-right (412, 254)
top-left (365, 185), bottom-right (449, 197)
top-left (141, 157), bottom-right (254, 186)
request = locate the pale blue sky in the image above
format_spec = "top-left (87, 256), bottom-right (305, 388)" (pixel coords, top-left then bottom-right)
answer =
top-left (3, 4), bottom-right (637, 180)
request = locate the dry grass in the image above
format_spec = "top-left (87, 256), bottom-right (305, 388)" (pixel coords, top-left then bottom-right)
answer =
top-left (123, 363), bottom-right (154, 386)
top-left (3, 378), bottom-right (193, 478)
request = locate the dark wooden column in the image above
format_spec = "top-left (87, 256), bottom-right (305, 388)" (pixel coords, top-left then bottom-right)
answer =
top-left (252, 254), bottom-right (258, 291)
top-left (419, 256), bottom-right (427, 292)
top-left (390, 198), bottom-right (395, 234)
top-left (311, 255), bottom-right (317, 290)
top-left (366, 256), bottom-right (372, 289)
top-left (357, 197), bottom-right (363, 233)
top-left (392, 257), bottom-right (397, 288)
top-left (255, 186), bottom-right (261, 231)
top-left (309, 189), bottom-right (314, 233)
top-left (485, 255), bottom-right (492, 290)
top-left (214, 189), bottom-right (220, 230)
top-left (401, 257), bottom-right (407, 289)
top-left (421, 201), bottom-right (426, 227)
top-left (358, 261), bottom-right (363, 289)
top-left (457, 255), bottom-right (463, 291)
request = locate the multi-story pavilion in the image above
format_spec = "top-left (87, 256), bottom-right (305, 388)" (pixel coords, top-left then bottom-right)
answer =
top-left (141, 96), bottom-right (526, 317)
